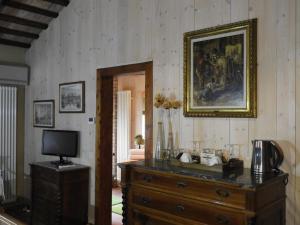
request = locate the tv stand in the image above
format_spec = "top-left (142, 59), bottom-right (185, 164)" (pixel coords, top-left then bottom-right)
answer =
top-left (30, 162), bottom-right (89, 225)
top-left (50, 156), bottom-right (73, 166)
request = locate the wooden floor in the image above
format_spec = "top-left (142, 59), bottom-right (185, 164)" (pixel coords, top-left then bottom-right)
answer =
top-left (1, 211), bottom-right (121, 225)
top-left (0, 213), bottom-right (26, 225)
top-left (0, 188), bottom-right (124, 225)
top-left (112, 187), bottom-right (122, 225)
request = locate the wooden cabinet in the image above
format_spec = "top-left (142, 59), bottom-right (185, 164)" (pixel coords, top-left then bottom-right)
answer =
top-left (119, 160), bottom-right (288, 225)
top-left (30, 162), bottom-right (89, 225)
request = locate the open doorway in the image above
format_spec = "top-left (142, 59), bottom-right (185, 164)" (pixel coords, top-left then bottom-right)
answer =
top-left (112, 72), bottom-right (145, 225)
top-left (95, 62), bottom-right (153, 225)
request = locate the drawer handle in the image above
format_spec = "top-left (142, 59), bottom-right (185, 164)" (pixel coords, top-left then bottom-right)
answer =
top-left (141, 196), bottom-right (151, 204)
top-left (176, 204), bottom-right (185, 212)
top-left (216, 189), bottom-right (230, 198)
top-left (143, 175), bottom-right (153, 182)
top-left (216, 215), bottom-right (229, 224)
top-left (176, 181), bottom-right (187, 188)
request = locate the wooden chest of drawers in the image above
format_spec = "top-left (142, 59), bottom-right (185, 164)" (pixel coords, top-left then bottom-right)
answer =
top-left (30, 162), bottom-right (89, 225)
top-left (119, 160), bottom-right (288, 225)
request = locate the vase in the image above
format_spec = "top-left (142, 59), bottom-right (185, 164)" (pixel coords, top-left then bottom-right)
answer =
top-left (155, 121), bottom-right (165, 160)
top-left (167, 110), bottom-right (174, 156)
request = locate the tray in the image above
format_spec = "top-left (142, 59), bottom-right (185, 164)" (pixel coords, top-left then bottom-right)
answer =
top-left (170, 159), bottom-right (243, 173)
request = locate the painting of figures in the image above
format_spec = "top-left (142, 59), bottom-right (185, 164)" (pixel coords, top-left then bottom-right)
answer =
top-left (184, 19), bottom-right (257, 117)
top-left (192, 32), bottom-right (245, 108)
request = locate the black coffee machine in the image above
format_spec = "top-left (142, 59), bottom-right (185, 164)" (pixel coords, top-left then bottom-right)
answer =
top-left (251, 140), bottom-right (284, 174)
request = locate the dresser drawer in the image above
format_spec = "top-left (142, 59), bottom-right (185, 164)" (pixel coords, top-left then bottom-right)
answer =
top-left (32, 179), bottom-right (61, 203)
top-left (62, 169), bottom-right (89, 184)
top-left (132, 168), bottom-right (247, 209)
top-left (132, 211), bottom-right (175, 225)
top-left (132, 187), bottom-right (246, 225)
top-left (31, 165), bottom-right (59, 184)
top-left (32, 197), bottom-right (61, 225)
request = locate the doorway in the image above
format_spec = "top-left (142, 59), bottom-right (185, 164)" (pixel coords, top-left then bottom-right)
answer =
top-left (112, 73), bottom-right (146, 225)
top-left (95, 62), bottom-right (153, 225)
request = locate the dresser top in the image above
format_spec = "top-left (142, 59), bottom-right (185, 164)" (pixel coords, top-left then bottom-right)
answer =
top-left (30, 161), bottom-right (90, 172)
top-left (119, 160), bottom-right (288, 189)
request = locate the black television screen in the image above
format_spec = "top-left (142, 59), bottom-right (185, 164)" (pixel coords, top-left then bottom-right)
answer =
top-left (42, 130), bottom-right (78, 157)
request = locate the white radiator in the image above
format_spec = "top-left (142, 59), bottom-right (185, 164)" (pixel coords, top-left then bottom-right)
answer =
top-left (117, 91), bottom-right (131, 181)
top-left (0, 86), bottom-right (17, 202)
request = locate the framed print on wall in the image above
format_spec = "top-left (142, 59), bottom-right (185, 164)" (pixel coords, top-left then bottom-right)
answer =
top-left (59, 81), bottom-right (85, 113)
top-left (33, 100), bottom-right (55, 128)
top-left (183, 19), bottom-right (257, 117)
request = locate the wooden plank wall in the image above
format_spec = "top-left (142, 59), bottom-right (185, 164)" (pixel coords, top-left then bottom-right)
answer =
top-left (24, 0), bottom-right (299, 224)
top-left (296, 0), bottom-right (300, 224)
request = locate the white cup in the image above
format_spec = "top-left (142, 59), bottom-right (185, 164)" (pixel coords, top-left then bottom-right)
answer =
top-left (180, 152), bottom-right (192, 163)
top-left (207, 156), bottom-right (222, 166)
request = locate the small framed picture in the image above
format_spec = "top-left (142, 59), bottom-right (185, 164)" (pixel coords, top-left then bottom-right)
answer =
top-left (59, 81), bottom-right (85, 113)
top-left (33, 100), bottom-right (55, 128)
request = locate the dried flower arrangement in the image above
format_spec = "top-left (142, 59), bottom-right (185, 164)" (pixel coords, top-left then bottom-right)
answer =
top-left (154, 93), bottom-right (182, 111)
top-left (134, 134), bottom-right (145, 149)
top-left (154, 93), bottom-right (182, 154)
top-left (154, 93), bottom-right (166, 108)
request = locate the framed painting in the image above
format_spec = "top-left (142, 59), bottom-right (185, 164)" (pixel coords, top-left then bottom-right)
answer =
top-left (184, 19), bottom-right (257, 117)
top-left (33, 100), bottom-right (55, 128)
top-left (59, 81), bottom-right (85, 113)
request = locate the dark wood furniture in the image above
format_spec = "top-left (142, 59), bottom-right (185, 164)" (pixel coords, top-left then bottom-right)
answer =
top-left (119, 160), bottom-right (288, 225)
top-left (30, 162), bottom-right (89, 225)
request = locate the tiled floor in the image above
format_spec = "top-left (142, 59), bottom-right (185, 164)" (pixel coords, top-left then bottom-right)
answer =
top-left (112, 187), bottom-right (122, 198)
top-left (112, 187), bottom-right (122, 225)
top-left (112, 213), bottom-right (123, 225)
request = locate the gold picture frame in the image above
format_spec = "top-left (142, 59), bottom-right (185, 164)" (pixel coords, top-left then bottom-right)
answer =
top-left (184, 19), bottom-right (257, 117)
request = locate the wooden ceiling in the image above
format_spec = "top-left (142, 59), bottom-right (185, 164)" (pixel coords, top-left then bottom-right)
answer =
top-left (0, 0), bottom-right (70, 48)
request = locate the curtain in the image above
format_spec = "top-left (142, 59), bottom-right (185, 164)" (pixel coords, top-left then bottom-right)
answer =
top-left (0, 86), bottom-right (17, 202)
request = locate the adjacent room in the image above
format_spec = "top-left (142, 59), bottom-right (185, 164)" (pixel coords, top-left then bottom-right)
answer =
top-left (112, 72), bottom-right (145, 225)
top-left (0, 0), bottom-right (300, 225)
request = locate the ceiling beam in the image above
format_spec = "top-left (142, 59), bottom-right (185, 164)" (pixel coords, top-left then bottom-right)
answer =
top-left (5, 0), bottom-right (58, 18)
top-left (0, 38), bottom-right (30, 48)
top-left (41, 0), bottom-right (69, 6)
top-left (0, 13), bottom-right (48, 29)
top-left (0, 26), bottom-right (39, 39)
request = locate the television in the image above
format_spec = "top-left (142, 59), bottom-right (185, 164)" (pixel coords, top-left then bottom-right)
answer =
top-left (42, 130), bottom-right (79, 165)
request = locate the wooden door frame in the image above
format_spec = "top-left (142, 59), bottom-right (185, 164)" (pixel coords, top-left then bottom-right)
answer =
top-left (95, 61), bottom-right (153, 225)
